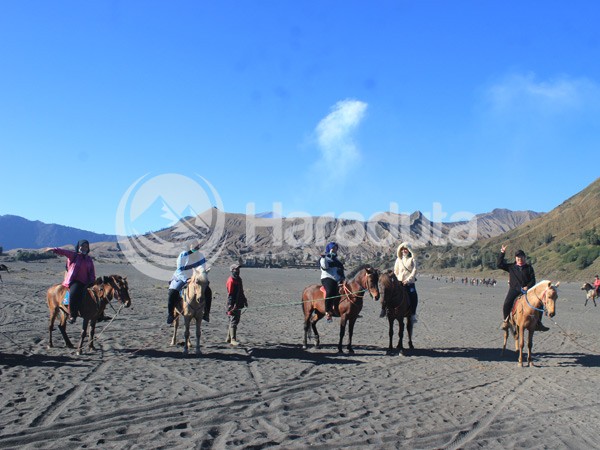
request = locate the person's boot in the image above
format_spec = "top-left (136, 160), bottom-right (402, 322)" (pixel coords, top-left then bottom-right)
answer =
top-left (536, 320), bottom-right (549, 332)
top-left (230, 327), bottom-right (239, 346)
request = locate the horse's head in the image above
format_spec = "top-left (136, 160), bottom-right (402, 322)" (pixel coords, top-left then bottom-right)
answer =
top-left (190, 267), bottom-right (210, 298)
top-left (362, 266), bottom-right (380, 301)
top-left (581, 283), bottom-right (592, 291)
top-left (544, 281), bottom-right (560, 318)
top-left (102, 275), bottom-right (132, 308)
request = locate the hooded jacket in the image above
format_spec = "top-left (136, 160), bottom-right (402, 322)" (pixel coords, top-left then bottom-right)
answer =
top-left (394, 242), bottom-right (417, 284)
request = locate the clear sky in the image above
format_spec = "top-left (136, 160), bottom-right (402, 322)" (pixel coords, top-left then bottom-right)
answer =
top-left (1, 1), bottom-right (599, 235)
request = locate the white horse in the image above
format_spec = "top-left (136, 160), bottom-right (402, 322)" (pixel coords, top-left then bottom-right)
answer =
top-left (171, 267), bottom-right (210, 355)
top-left (581, 283), bottom-right (597, 307)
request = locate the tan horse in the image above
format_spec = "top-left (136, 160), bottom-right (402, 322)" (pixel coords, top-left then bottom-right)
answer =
top-left (378, 271), bottom-right (414, 355)
top-left (302, 265), bottom-right (380, 354)
top-left (171, 267), bottom-right (209, 355)
top-left (46, 275), bottom-right (131, 354)
top-left (581, 283), bottom-right (597, 307)
top-left (502, 280), bottom-right (559, 367)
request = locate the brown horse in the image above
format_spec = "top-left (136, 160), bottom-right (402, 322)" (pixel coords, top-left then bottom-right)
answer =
top-left (502, 280), bottom-right (559, 367)
top-left (581, 282), bottom-right (597, 307)
top-left (302, 265), bottom-right (380, 354)
top-left (46, 275), bottom-right (131, 354)
top-left (378, 271), bottom-right (414, 355)
top-left (170, 267), bottom-right (209, 355)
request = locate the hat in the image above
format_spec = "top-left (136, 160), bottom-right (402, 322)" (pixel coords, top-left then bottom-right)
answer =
top-left (515, 250), bottom-right (526, 258)
top-left (325, 242), bottom-right (338, 253)
top-left (230, 263), bottom-right (241, 271)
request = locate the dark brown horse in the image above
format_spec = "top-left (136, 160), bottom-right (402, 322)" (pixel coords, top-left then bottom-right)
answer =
top-left (302, 265), bottom-right (380, 353)
top-left (46, 275), bottom-right (131, 354)
top-left (379, 271), bottom-right (414, 355)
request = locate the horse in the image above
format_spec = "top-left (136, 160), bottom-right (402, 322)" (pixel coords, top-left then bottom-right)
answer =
top-left (170, 267), bottom-right (209, 355)
top-left (502, 280), bottom-right (559, 367)
top-left (378, 271), bottom-right (414, 355)
top-left (46, 275), bottom-right (131, 354)
top-left (581, 282), bottom-right (597, 307)
top-left (302, 265), bottom-right (380, 354)
top-left (0, 263), bottom-right (8, 282)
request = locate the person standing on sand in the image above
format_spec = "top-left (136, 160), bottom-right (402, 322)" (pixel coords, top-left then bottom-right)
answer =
top-left (226, 263), bottom-right (248, 346)
top-left (45, 240), bottom-right (96, 324)
top-left (497, 245), bottom-right (548, 331)
top-left (319, 242), bottom-right (345, 322)
top-left (166, 240), bottom-right (212, 325)
top-left (390, 242), bottom-right (419, 323)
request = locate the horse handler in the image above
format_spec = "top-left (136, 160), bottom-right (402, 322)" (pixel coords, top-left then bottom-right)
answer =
top-left (226, 263), bottom-right (248, 346)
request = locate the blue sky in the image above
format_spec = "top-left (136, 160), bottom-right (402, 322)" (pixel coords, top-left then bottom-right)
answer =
top-left (1, 1), bottom-right (599, 235)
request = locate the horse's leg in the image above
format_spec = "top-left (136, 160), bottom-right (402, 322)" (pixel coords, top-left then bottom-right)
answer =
top-left (387, 317), bottom-right (394, 354)
top-left (77, 319), bottom-right (89, 355)
top-left (183, 317), bottom-right (190, 355)
top-left (89, 320), bottom-right (97, 350)
top-left (170, 316), bottom-right (178, 346)
top-left (311, 315), bottom-right (320, 348)
top-left (58, 310), bottom-right (74, 349)
top-left (517, 326), bottom-right (524, 367)
top-left (338, 316), bottom-right (346, 354)
top-left (48, 308), bottom-right (57, 349)
top-left (346, 317), bottom-right (356, 354)
top-left (502, 327), bottom-right (509, 356)
top-left (397, 319), bottom-right (405, 355)
top-left (527, 329), bottom-right (534, 367)
top-left (195, 317), bottom-right (201, 355)
top-left (407, 316), bottom-right (414, 350)
top-left (303, 314), bottom-right (311, 350)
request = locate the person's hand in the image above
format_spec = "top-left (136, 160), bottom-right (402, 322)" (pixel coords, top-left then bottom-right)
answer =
top-left (501, 245), bottom-right (507, 253)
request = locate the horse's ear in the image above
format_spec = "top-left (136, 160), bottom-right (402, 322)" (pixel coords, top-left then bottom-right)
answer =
top-left (95, 277), bottom-right (102, 284)
top-left (554, 281), bottom-right (561, 288)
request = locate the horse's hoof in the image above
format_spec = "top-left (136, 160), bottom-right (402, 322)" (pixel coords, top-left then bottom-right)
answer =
top-left (386, 350), bottom-right (394, 356)
top-left (337, 348), bottom-right (344, 354)
top-left (302, 345), bottom-right (307, 350)
top-left (400, 349), bottom-right (406, 356)
top-left (408, 343), bottom-right (414, 350)
top-left (347, 348), bottom-right (355, 354)
top-left (183, 349), bottom-right (188, 355)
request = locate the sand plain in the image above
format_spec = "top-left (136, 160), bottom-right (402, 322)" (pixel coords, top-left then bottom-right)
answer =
top-left (1, 259), bottom-right (599, 449)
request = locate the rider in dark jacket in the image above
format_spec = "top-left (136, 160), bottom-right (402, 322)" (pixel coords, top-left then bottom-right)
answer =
top-left (497, 246), bottom-right (548, 332)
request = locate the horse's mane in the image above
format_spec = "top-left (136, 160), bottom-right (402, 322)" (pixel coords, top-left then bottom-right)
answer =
top-left (346, 264), bottom-right (374, 279)
top-left (531, 280), bottom-right (553, 290)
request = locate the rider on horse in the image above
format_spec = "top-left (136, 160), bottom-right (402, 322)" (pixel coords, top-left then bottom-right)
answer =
top-left (166, 240), bottom-right (212, 325)
top-left (320, 242), bottom-right (345, 322)
top-left (498, 246), bottom-right (548, 332)
top-left (46, 240), bottom-right (96, 324)
top-left (594, 275), bottom-right (600, 297)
